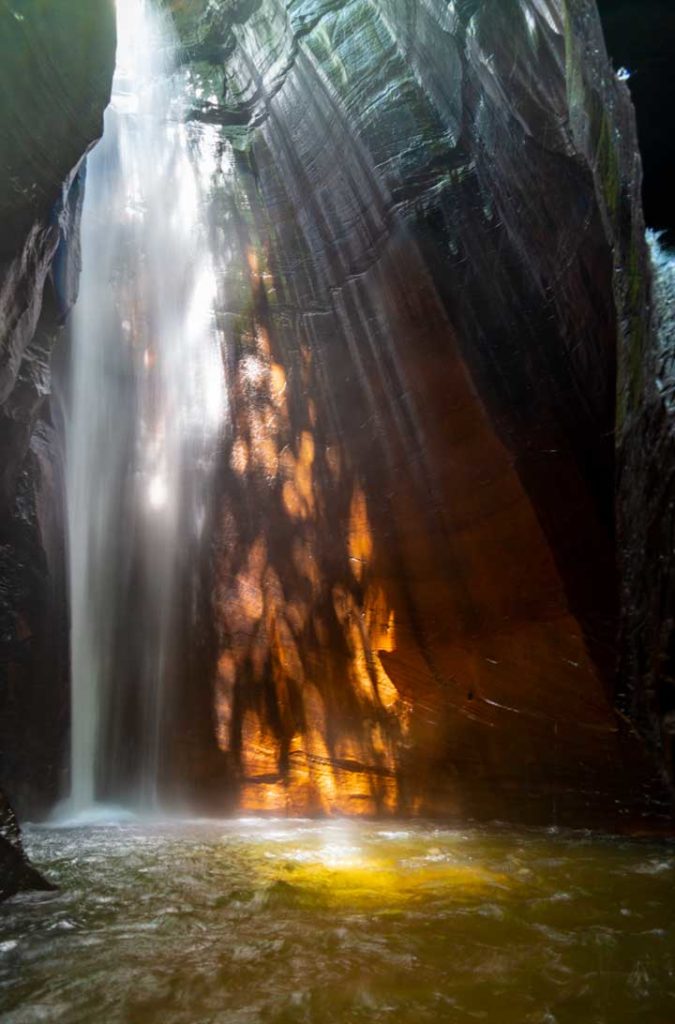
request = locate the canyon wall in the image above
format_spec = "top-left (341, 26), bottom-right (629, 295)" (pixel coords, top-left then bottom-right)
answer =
top-left (618, 233), bottom-right (675, 786)
top-left (0, 0), bottom-right (670, 829)
top-left (159, 0), bottom-right (667, 822)
top-left (598, 0), bottom-right (675, 792)
top-left (0, 1), bottom-right (115, 820)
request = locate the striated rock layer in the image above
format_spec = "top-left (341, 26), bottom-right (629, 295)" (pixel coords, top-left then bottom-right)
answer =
top-left (157, 0), bottom-right (668, 822)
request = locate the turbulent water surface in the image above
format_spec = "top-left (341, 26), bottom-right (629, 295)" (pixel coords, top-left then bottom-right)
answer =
top-left (1, 821), bottom-right (675, 1022)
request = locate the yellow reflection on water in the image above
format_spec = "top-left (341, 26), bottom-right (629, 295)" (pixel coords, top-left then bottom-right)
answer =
top-left (252, 826), bottom-right (507, 909)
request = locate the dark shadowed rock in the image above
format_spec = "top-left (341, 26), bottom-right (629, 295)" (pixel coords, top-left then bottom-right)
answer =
top-left (0, 789), bottom-right (54, 900)
top-left (0, 2), bottom-right (116, 816)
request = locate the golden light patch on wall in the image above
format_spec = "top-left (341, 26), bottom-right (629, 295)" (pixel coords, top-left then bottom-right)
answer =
top-left (348, 485), bottom-right (373, 581)
top-left (282, 480), bottom-right (303, 519)
top-left (332, 578), bottom-right (411, 740)
top-left (269, 362), bottom-right (287, 408)
top-left (365, 587), bottom-right (396, 653)
top-left (329, 738), bottom-right (398, 814)
top-left (296, 431), bottom-right (315, 503)
top-left (246, 246), bottom-right (260, 278)
top-left (239, 404), bottom-right (280, 480)
top-left (213, 409), bottom-right (412, 815)
top-left (298, 679), bottom-right (321, 729)
top-left (330, 584), bottom-right (376, 704)
top-left (229, 535), bottom-right (267, 633)
top-left (270, 613), bottom-right (304, 693)
top-left (285, 730), bottom-right (397, 816)
top-left (372, 658), bottom-right (403, 712)
top-left (370, 722), bottom-right (390, 761)
top-left (333, 726), bottom-right (396, 786)
top-left (331, 768), bottom-right (381, 814)
top-left (293, 686), bottom-right (339, 812)
top-left (241, 781), bottom-right (288, 813)
top-left (231, 329), bottom-right (294, 485)
top-left (302, 684), bottom-right (330, 754)
top-left (235, 574), bottom-right (264, 625)
top-left (241, 709), bottom-right (280, 777)
top-left (287, 732), bottom-right (337, 814)
top-left (280, 431), bottom-right (315, 520)
top-left (363, 588), bottom-right (402, 712)
top-left (230, 438), bottom-right (249, 475)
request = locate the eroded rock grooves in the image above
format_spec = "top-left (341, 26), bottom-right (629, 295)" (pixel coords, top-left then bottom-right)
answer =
top-left (0, 0), bottom-right (672, 852)
top-left (153, 0), bottom-right (663, 822)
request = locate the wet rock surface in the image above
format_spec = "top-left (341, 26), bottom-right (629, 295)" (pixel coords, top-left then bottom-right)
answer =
top-left (154, 0), bottom-right (669, 821)
top-left (0, 0), bottom-right (670, 825)
top-left (0, 3), bottom-right (115, 816)
top-left (617, 234), bottom-right (675, 788)
top-left (598, 0), bottom-right (675, 793)
top-left (0, 790), bottom-right (54, 901)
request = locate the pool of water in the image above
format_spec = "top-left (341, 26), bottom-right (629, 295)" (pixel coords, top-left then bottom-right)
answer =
top-left (1, 819), bottom-right (674, 1022)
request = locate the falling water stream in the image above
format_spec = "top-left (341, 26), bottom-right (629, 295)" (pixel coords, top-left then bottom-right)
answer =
top-left (62, 0), bottom-right (224, 814)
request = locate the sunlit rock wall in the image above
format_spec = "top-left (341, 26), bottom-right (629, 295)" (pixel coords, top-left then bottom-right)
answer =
top-left (0, 1), bottom-right (115, 814)
top-left (165, 0), bottom-right (666, 822)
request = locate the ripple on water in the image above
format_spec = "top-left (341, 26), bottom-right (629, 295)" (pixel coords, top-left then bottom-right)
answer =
top-left (1, 821), bottom-right (675, 1023)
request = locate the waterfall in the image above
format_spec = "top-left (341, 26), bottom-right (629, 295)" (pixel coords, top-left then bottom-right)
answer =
top-left (62, 0), bottom-right (224, 814)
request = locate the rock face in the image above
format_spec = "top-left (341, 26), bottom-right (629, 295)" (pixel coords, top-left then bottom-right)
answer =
top-left (0, 790), bottom-right (54, 901)
top-left (617, 233), bottom-right (675, 784)
top-left (0, 0), bottom-right (116, 416)
top-left (597, 1), bottom-right (675, 790)
top-left (0, 0), bottom-right (669, 826)
top-left (156, 0), bottom-right (667, 821)
top-left (0, 3), bottom-right (115, 821)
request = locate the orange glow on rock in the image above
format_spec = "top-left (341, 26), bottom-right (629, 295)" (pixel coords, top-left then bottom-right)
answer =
top-left (230, 438), bottom-right (249, 475)
top-left (269, 363), bottom-right (287, 406)
top-left (242, 709), bottom-right (280, 778)
top-left (246, 247), bottom-right (259, 278)
top-left (348, 486), bottom-right (373, 581)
